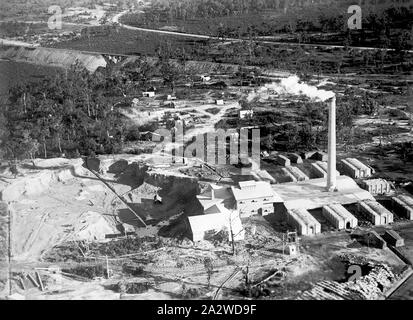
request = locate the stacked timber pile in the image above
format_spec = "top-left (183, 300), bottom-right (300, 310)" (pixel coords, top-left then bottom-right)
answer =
top-left (299, 281), bottom-right (362, 300)
top-left (299, 261), bottom-right (396, 300)
top-left (338, 253), bottom-right (368, 265)
top-left (346, 264), bottom-right (395, 300)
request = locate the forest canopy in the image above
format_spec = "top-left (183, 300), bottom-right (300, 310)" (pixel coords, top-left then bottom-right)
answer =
top-left (0, 64), bottom-right (131, 160)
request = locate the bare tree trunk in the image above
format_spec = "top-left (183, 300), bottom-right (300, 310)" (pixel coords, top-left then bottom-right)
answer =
top-left (43, 142), bottom-right (47, 159)
top-left (23, 92), bottom-right (27, 114)
top-left (87, 94), bottom-right (91, 117)
top-left (30, 153), bottom-right (36, 168)
top-left (230, 222), bottom-right (235, 256)
top-left (57, 136), bottom-right (62, 154)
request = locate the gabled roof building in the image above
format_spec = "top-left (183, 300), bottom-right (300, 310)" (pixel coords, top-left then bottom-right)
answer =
top-left (231, 181), bottom-right (283, 218)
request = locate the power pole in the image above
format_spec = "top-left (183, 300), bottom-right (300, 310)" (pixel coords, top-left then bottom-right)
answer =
top-left (105, 255), bottom-right (110, 279)
top-left (7, 206), bottom-right (12, 296)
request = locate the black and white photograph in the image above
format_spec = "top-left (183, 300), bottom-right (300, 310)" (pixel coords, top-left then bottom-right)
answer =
top-left (0, 0), bottom-right (412, 307)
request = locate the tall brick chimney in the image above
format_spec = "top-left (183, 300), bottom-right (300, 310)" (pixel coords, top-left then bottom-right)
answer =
top-left (327, 96), bottom-right (337, 191)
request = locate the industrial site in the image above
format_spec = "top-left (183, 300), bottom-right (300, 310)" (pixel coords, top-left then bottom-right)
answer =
top-left (1, 0), bottom-right (413, 301)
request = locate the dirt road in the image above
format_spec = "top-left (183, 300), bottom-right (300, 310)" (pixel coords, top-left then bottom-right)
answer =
top-left (124, 99), bottom-right (241, 158)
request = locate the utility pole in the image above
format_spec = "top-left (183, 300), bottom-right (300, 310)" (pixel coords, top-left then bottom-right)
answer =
top-left (105, 255), bottom-right (110, 279)
top-left (7, 206), bottom-right (12, 296)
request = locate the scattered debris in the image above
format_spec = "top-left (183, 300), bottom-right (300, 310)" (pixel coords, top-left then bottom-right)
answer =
top-left (114, 281), bottom-right (151, 294)
top-left (62, 264), bottom-right (107, 280)
top-left (299, 263), bottom-right (396, 300)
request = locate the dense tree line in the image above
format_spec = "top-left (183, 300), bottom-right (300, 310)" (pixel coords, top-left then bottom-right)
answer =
top-left (140, 0), bottom-right (361, 21)
top-left (0, 49), bottom-right (192, 162)
top-left (0, 64), bottom-right (133, 161)
top-left (124, 1), bottom-right (412, 50)
top-left (215, 90), bottom-right (382, 152)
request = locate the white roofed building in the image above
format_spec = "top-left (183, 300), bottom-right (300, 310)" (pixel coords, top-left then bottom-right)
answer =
top-left (231, 181), bottom-right (283, 218)
top-left (196, 184), bottom-right (234, 214)
top-left (187, 204), bottom-right (244, 242)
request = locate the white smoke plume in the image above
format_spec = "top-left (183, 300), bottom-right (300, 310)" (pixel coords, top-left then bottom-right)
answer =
top-left (264, 75), bottom-right (336, 102)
